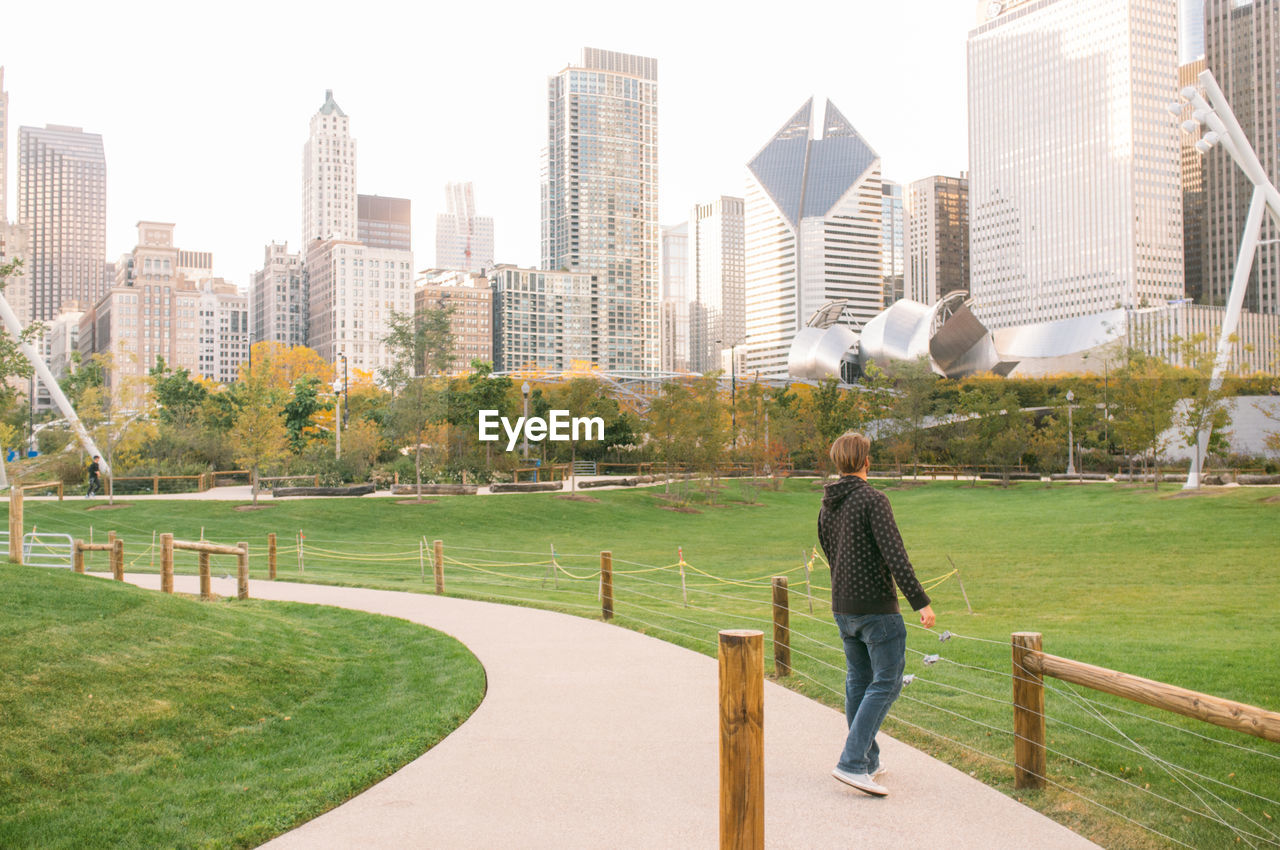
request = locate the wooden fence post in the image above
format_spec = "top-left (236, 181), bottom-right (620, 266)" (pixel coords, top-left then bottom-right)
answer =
top-left (719, 629), bottom-right (764, 850)
top-left (73, 541), bottom-right (85, 574)
top-left (772, 577), bottom-right (791, 677)
top-left (8, 486), bottom-right (22, 564)
top-left (160, 533), bottom-right (173, 593)
top-left (199, 551), bottom-right (212, 601)
top-left (111, 538), bottom-right (124, 581)
top-left (433, 539), bottom-right (444, 594)
top-left (268, 533), bottom-right (277, 580)
top-left (600, 550), bottom-right (614, 621)
top-left (1012, 632), bottom-right (1047, 790)
top-left (108, 530), bottom-right (116, 544)
top-left (237, 542), bottom-right (249, 600)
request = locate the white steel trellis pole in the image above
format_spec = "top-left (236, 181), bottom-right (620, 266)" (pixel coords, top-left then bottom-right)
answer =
top-left (1175, 70), bottom-right (1280, 489)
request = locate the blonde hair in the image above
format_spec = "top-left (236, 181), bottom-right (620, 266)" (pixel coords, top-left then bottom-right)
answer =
top-left (830, 431), bottom-right (871, 476)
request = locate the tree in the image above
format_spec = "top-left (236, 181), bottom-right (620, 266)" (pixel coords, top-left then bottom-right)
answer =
top-left (78, 350), bottom-right (157, 504)
top-left (1171, 334), bottom-right (1235, 483)
top-left (241, 342), bottom-right (334, 391)
top-left (282, 375), bottom-right (331, 452)
top-left (886, 356), bottom-right (939, 476)
top-left (1111, 349), bottom-right (1182, 490)
top-left (228, 374), bottom-right (289, 505)
top-left (646, 381), bottom-right (696, 496)
top-left (149, 359), bottom-right (209, 426)
top-left (381, 307), bottom-right (454, 500)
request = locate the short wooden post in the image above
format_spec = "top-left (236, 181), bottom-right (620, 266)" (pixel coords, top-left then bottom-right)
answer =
top-left (297, 531), bottom-right (304, 573)
top-left (433, 539), bottom-right (444, 594)
top-left (108, 530), bottom-right (116, 544)
top-left (719, 629), bottom-right (764, 850)
top-left (771, 577), bottom-right (791, 677)
top-left (8, 486), bottom-right (22, 564)
top-left (268, 533), bottom-right (277, 580)
top-left (160, 533), bottom-right (174, 593)
top-left (153, 475), bottom-right (159, 495)
top-left (199, 551), bottom-right (212, 600)
top-left (600, 550), bottom-right (614, 621)
top-left (111, 538), bottom-right (124, 581)
top-left (1012, 632), bottom-right (1047, 790)
top-left (73, 541), bottom-right (85, 574)
top-left (237, 542), bottom-right (249, 600)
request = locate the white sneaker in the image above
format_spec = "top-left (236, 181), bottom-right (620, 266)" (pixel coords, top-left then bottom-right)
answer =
top-left (832, 767), bottom-right (888, 797)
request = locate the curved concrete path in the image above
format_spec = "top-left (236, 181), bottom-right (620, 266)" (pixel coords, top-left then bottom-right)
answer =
top-left (120, 573), bottom-right (1097, 849)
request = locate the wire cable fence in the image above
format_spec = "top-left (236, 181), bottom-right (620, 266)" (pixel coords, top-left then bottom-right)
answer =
top-left (24, 499), bottom-right (1279, 849)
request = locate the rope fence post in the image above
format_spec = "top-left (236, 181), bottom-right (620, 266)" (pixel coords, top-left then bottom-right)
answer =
top-left (600, 550), bottom-right (614, 621)
top-left (678, 546), bottom-right (688, 607)
top-left (160, 533), bottom-right (173, 593)
top-left (801, 548), bottom-right (814, 614)
top-left (771, 576), bottom-right (791, 677)
top-left (111, 538), bottom-right (124, 581)
top-left (150, 530), bottom-right (156, 569)
top-left (237, 542), bottom-right (249, 600)
top-left (719, 629), bottom-right (764, 850)
top-left (433, 539), bottom-right (444, 594)
top-left (1012, 631), bottom-right (1046, 790)
top-left (8, 486), bottom-right (23, 564)
top-left (297, 531), bottom-right (304, 573)
top-left (419, 538), bottom-right (425, 582)
top-left (268, 532), bottom-right (277, 580)
top-left (73, 540), bottom-right (85, 574)
top-left (199, 551), bottom-right (212, 600)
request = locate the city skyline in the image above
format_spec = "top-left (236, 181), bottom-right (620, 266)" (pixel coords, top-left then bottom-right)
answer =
top-left (0, 1), bottom-right (975, 291)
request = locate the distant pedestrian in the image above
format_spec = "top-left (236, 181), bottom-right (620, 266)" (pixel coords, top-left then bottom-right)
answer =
top-left (86, 455), bottom-right (101, 499)
top-left (818, 432), bottom-right (935, 797)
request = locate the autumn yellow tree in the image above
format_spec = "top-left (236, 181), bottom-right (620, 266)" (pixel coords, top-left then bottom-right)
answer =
top-left (240, 342), bottom-right (334, 391)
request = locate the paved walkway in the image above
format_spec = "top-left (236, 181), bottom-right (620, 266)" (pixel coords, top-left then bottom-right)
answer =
top-left (119, 573), bottom-right (1096, 849)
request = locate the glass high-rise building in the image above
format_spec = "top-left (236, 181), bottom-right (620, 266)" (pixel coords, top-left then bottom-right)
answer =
top-left (541, 47), bottom-right (659, 374)
top-left (967, 0), bottom-right (1183, 330)
top-left (881, 182), bottom-right (904, 306)
top-left (302, 90), bottom-right (357, 246)
top-left (660, 223), bottom-right (690, 373)
top-left (1204, 0), bottom-right (1280, 315)
top-left (905, 175), bottom-right (970, 306)
top-left (690, 196), bottom-right (745, 373)
top-left (18, 124), bottom-right (107, 322)
top-left (743, 98), bottom-right (883, 380)
top-left (435, 182), bottom-right (494, 273)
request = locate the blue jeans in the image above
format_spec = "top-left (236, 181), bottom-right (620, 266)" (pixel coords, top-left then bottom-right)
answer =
top-left (834, 612), bottom-right (906, 774)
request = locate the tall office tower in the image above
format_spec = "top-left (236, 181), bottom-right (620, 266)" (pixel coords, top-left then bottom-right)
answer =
top-left (1180, 58), bottom-right (1209, 305)
top-left (905, 175), bottom-right (970, 305)
top-left (302, 90), bottom-right (357, 246)
top-left (1, 68), bottom-right (9, 222)
top-left (689, 196), bottom-right (745, 374)
top-left (881, 182), bottom-right (904, 306)
top-left (195, 278), bottom-right (249, 384)
top-left (542, 47), bottom-right (659, 373)
top-left (359, 194), bottom-right (412, 252)
top-left (489, 265), bottom-right (598, 371)
top-left (415, 269), bottom-right (493, 374)
top-left (659, 223), bottom-right (690, 373)
top-left (967, 0), bottom-right (1182, 331)
top-left (1205, 0), bottom-right (1280, 314)
top-left (743, 98), bottom-right (883, 379)
top-left (17, 125), bottom-right (107, 321)
top-left (251, 243), bottom-right (306, 347)
top-left (1182, 0), bottom-right (1206, 62)
top-left (305, 238), bottom-right (414, 374)
top-left (435, 183), bottom-right (494, 273)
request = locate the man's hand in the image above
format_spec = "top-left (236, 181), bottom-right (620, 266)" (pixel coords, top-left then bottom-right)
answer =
top-left (918, 605), bottom-right (936, 629)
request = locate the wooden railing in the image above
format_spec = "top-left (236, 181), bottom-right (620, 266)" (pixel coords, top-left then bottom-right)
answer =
top-left (1011, 632), bottom-right (1280, 790)
top-left (18, 480), bottom-right (64, 500)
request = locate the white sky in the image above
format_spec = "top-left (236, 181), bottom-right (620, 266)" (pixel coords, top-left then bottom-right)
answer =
top-left (1, 0), bottom-right (977, 288)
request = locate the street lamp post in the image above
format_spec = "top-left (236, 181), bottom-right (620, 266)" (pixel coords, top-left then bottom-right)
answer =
top-left (521, 381), bottom-right (530, 459)
top-left (1065, 389), bottom-right (1076, 477)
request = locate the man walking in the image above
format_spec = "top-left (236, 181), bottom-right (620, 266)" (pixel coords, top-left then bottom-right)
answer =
top-left (818, 432), bottom-right (934, 797)
top-left (85, 455), bottom-right (101, 499)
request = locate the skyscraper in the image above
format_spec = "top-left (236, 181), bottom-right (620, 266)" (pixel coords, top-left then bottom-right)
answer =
top-left (18, 124), bottom-right (107, 322)
top-left (659, 223), bottom-right (690, 373)
top-left (1180, 58), bottom-right (1208, 305)
top-left (435, 183), bottom-right (494, 273)
top-left (359, 194), bottom-right (412, 252)
top-left (1182, 0), bottom-right (1206, 63)
top-left (1204, 0), bottom-right (1280, 314)
top-left (905, 175), bottom-right (970, 305)
top-left (1, 67), bottom-right (9, 223)
top-left (743, 99), bottom-right (883, 379)
top-left (967, 0), bottom-right (1183, 330)
top-left (251, 242), bottom-right (306, 347)
top-left (881, 181), bottom-right (904, 306)
top-left (305, 238), bottom-right (414, 375)
top-left (542, 47), bottom-right (659, 373)
top-left (301, 90), bottom-right (357, 246)
top-left (689, 196), bottom-right (745, 373)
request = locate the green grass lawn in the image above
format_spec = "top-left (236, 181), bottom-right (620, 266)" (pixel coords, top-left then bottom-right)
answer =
top-left (11, 479), bottom-right (1280, 849)
top-left (0, 565), bottom-right (485, 850)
